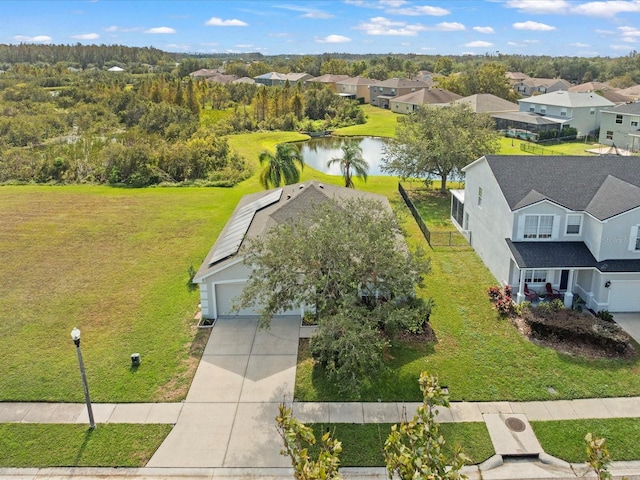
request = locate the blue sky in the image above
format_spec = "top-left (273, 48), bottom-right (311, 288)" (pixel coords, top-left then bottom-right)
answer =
top-left (2, 0), bottom-right (640, 57)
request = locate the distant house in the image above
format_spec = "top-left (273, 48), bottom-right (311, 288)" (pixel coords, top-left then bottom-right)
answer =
top-left (389, 88), bottom-right (461, 114)
top-left (305, 74), bottom-right (351, 91)
top-left (205, 74), bottom-right (240, 84)
top-left (493, 91), bottom-right (614, 139)
top-left (452, 94), bottom-right (518, 114)
top-left (514, 77), bottom-right (571, 96)
top-left (189, 68), bottom-right (221, 79)
top-left (233, 77), bottom-right (257, 85)
top-left (193, 181), bottom-right (393, 319)
top-left (505, 71), bottom-right (529, 85)
top-left (335, 76), bottom-right (379, 104)
top-left (617, 85), bottom-right (640, 100)
top-left (369, 78), bottom-right (431, 109)
top-left (598, 103), bottom-right (640, 152)
top-left (453, 155), bottom-right (640, 312)
top-left (568, 81), bottom-right (612, 93)
top-left (254, 71), bottom-right (313, 87)
top-left (107, 66), bottom-right (124, 72)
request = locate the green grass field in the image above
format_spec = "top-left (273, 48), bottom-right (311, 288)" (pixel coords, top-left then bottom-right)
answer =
top-left (0, 424), bottom-right (170, 467)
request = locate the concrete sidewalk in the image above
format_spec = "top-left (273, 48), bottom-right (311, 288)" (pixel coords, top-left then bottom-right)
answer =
top-left (5, 396), bottom-right (640, 425)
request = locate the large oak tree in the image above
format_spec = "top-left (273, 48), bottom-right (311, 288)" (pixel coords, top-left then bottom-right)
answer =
top-left (382, 103), bottom-right (500, 192)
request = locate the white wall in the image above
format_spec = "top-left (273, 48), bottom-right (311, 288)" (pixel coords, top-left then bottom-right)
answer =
top-left (598, 208), bottom-right (640, 261)
top-left (464, 158), bottom-right (514, 284)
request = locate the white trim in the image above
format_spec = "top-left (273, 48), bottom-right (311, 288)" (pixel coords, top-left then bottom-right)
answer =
top-left (629, 225), bottom-right (640, 252)
top-left (193, 256), bottom-right (246, 283)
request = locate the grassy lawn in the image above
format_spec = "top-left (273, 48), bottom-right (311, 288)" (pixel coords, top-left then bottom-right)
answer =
top-left (0, 424), bottom-right (170, 467)
top-left (295, 186), bottom-right (640, 402)
top-left (532, 418), bottom-right (640, 463)
top-left (332, 104), bottom-right (400, 138)
top-left (308, 422), bottom-right (494, 467)
top-left (0, 185), bottom-right (234, 402)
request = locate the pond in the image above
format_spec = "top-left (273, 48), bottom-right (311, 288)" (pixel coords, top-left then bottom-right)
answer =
top-left (297, 136), bottom-right (391, 176)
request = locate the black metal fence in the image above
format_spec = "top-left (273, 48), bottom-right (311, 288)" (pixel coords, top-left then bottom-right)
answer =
top-left (520, 142), bottom-right (566, 156)
top-left (398, 183), bottom-right (469, 248)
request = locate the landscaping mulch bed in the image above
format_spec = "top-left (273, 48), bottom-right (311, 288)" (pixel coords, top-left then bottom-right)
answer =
top-left (510, 309), bottom-right (636, 359)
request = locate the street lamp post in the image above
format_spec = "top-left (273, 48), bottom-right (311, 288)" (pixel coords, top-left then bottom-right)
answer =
top-left (71, 327), bottom-right (95, 429)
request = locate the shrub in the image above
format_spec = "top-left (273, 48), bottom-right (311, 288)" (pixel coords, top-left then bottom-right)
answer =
top-left (596, 310), bottom-right (614, 323)
top-left (488, 285), bottom-right (515, 316)
top-left (487, 285), bottom-right (501, 301)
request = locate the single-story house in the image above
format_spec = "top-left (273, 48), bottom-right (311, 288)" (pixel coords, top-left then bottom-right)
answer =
top-left (193, 181), bottom-right (393, 319)
top-left (452, 93), bottom-right (518, 114)
top-left (452, 155), bottom-right (640, 312)
top-left (389, 88), bottom-right (461, 114)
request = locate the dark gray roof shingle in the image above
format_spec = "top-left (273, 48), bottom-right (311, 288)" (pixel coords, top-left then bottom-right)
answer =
top-left (484, 156), bottom-right (640, 220)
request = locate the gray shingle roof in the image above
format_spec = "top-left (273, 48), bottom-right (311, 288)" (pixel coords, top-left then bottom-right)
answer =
top-left (507, 240), bottom-right (640, 272)
top-left (484, 155), bottom-right (640, 220)
top-left (194, 181), bottom-right (391, 281)
top-left (392, 88), bottom-right (461, 105)
top-left (453, 93), bottom-right (518, 113)
top-left (518, 91), bottom-right (614, 108)
top-left (601, 102), bottom-right (640, 115)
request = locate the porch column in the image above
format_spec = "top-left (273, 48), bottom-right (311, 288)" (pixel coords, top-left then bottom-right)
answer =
top-left (516, 269), bottom-right (526, 304)
top-left (563, 269), bottom-right (575, 309)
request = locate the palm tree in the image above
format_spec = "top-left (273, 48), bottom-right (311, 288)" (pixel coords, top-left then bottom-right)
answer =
top-left (259, 143), bottom-right (305, 189)
top-left (327, 141), bottom-right (369, 188)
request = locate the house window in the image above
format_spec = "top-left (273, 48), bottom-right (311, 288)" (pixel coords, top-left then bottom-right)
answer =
top-left (560, 108), bottom-right (567, 117)
top-left (529, 106), bottom-right (535, 112)
top-left (477, 187), bottom-right (483, 207)
top-left (524, 215), bottom-right (554, 239)
top-left (524, 270), bottom-right (547, 284)
top-left (566, 215), bottom-right (582, 235)
top-left (590, 108), bottom-right (595, 115)
top-left (606, 130), bottom-right (613, 140)
top-left (632, 120), bottom-right (639, 127)
top-left (540, 105), bottom-right (547, 114)
top-left (616, 114), bottom-right (623, 124)
top-left (630, 226), bottom-right (640, 251)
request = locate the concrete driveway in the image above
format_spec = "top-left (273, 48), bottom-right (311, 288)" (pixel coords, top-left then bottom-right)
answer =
top-left (614, 312), bottom-right (640, 345)
top-left (147, 316), bottom-right (300, 468)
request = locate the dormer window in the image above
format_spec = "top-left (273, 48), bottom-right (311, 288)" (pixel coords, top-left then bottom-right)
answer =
top-left (523, 215), bottom-right (554, 239)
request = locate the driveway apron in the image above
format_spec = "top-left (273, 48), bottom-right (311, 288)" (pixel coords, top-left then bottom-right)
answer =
top-left (147, 316), bottom-right (300, 468)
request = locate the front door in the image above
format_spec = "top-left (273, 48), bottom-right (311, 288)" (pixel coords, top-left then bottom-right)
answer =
top-left (560, 270), bottom-right (569, 290)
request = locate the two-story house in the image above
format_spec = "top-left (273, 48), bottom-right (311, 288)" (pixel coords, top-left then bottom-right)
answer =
top-left (598, 103), bottom-right (640, 152)
top-left (254, 72), bottom-right (313, 87)
top-left (518, 91), bottom-right (614, 138)
top-left (451, 155), bottom-right (640, 312)
top-left (369, 78), bottom-right (430, 109)
top-left (514, 77), bottom-right (571, 97)
top-left (335, 76), bottom-right (380, 103)
top-left (305, 74), bottom-right (351, 91)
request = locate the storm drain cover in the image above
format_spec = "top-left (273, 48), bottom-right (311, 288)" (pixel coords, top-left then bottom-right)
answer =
top-left (505, 417), bottom-right (526, 432)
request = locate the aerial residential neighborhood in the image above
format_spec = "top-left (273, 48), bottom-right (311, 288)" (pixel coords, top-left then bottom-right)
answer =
top-left (3, 1), bottom-right (640, 479)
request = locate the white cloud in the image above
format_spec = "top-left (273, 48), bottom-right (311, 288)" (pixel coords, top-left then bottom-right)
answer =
top-left (596, 29), bottom-right (616, 35)
top-left (619, 26), bottom-right (640, 42)
top-left (355, 16), bottom-right (425, 36)
top-left (14, 35), bottom-right (52, 43)
top-left (235, 44), bottom-right (255, 48)
top-left (205, 17), bottom-right (248, 27)
top-left (573, 1), bottom-right (640, 17)
top-left (387, 5), bottom-right (450, 15)
top-left (505, 0), bottom-right (571, 14)
top-left (275, 5), bottom-right (334, 19)
top-left (380, 0), bottom-right (408, 6)
top-left (611, 43), bottom-right (636, 50)
top-left (524, 39), bottom-right (540, 43)
top-left (507, 41), bottom-right (525, 46)
top-left (144, 27), bottom-right (176, 34)
top-left (429, 22), bottom-right (465, 31)
top-left (165, 43), bottom-right (191, 51)
top-left (71, 33), bottom-right (100, 40)
top-left (464, 40), bottom-right (494, 47)
top-left (570, 42), bottom-right (590, 47)
top-left (473, 26), bottom-right (495, 34)
top-left (513, 21), bottom-right (556, 31)
top-left (316, 34), bottom-right (352, 43)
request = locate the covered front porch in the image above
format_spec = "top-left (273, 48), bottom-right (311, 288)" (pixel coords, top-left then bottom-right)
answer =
top-left (506, 240), bottom-right (598, 309)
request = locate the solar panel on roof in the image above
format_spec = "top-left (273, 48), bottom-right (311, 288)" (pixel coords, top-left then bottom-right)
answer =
top-left (208, 188), bottom-right (283, 266)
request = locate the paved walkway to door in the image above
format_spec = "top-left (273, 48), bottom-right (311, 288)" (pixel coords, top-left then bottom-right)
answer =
top-left (147, 316), bottom-right (299, 468)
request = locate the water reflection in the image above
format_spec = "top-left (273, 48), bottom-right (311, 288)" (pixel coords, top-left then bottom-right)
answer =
top-left (297, 136), bottom-right (390, 176)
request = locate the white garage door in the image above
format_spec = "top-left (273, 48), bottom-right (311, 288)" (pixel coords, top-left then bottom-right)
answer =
top-left (216, 283), bottom-right (257, 317)
top-left (609, 281), bottom-right (640, 313)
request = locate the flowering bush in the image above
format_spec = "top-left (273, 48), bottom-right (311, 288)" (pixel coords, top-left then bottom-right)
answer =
top-left (488, 285), bottom-right (516, 316)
